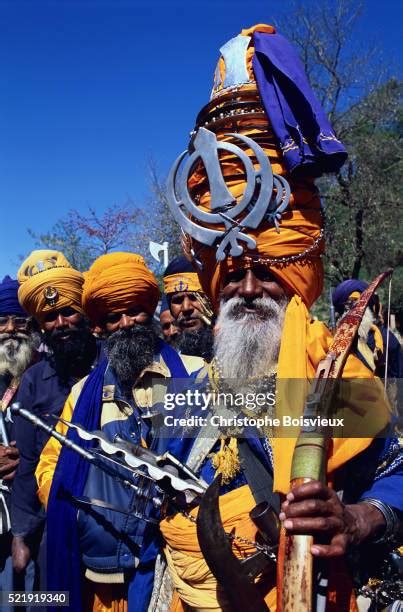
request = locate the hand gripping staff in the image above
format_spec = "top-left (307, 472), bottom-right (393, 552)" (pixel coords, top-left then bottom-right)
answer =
top-left (276, 268), bottom-right (393, 612)
top-left (195, 269), bottom-right (392, 612)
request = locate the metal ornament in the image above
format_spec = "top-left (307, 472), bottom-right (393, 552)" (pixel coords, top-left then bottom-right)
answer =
top-left (213, 34), bottom-right (252, 92)
top-left (166, 127), bottom-right (291, 262)
top-left (43, 286), bottom-right (59, 306)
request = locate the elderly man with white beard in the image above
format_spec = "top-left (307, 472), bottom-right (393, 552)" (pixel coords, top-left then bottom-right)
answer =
top-left (156, 23), bottom-right (402, 611)
top-left (0, 275), bottom-right (40, 606)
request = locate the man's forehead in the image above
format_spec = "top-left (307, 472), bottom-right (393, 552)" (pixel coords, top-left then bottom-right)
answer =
top-left (170, 291), bottom-right (196, 299)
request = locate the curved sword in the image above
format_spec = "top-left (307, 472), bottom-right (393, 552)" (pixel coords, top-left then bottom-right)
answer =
top-left (196, 475), bottom-right (270, 612)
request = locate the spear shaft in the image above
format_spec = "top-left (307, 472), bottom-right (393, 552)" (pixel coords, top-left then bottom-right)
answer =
top-left (276, 268), bottom-right (393, 612)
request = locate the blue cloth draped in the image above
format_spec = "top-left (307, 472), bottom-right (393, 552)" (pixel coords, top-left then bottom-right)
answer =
top-left (46, 340), bottom-right (189, 612)
top-left (46, 359), bottom-right (107, 611)
top-left (160, 293), bottom-right (169, 314)
top-left (252, 31), bottom-right (347, 177)
top-left (0, 276), bottom-right (27, 317)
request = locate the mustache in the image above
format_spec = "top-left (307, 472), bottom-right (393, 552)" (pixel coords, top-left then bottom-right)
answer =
top-left (46, 327), bottom-right (87, 342)
top-left (107, 323), bottom-right (158, 342)
top-left (0, 332), bottom-right (31, 342)
top-left (176, 312), bottom-right (203, 323)
top-left (223, 296), bottom-right (285, 319)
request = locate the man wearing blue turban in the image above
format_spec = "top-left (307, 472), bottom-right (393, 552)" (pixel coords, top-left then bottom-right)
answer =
top-left (0, 275), bottom-right (41, 610)
top-left (332, 278), bottom-right (402, 380)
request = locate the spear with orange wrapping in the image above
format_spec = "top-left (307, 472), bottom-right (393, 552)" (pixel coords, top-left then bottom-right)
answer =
top-left (276, 268), bottom-right (393, 612)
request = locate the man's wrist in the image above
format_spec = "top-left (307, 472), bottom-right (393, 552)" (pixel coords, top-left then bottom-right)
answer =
top-left (344, 502), bottom-right (386, 545)
top-left (358, 498), bottom-right (400, 544)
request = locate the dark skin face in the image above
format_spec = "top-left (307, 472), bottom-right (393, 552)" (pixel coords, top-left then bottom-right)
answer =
top-left (0, 314), bottom-right (30, 337)
top-left (42, 306), bottom-right (84, 335)
top-left (170, 292), bottom-right (205, 331)
top-left (160, 310), bottom-right (179, 342)
top-left (220, 265), bottom-right (287, 309)
top-left (0, 313), bottom-right (33, 484)
top-left (99, 306), bottom-right (151, 335)
top-left (220, 266), bottom-right (386, 556)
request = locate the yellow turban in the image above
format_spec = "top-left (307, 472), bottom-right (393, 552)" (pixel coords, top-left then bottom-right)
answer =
top-left (17, 250), bottom-right (84, 323)
top-left (163, 273), bottom-right (202, 295)
top-left (82, 252), bottom-right (160, 325)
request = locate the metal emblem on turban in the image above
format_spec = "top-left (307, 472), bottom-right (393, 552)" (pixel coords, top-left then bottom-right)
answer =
top-left (43, 286), bottom-right (59, 306)
top-left (166, 127), bottom-right (290, 261)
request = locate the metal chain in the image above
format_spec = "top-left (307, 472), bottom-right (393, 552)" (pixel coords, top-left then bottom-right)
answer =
top-left (181, 509), bottom-right (277, 562)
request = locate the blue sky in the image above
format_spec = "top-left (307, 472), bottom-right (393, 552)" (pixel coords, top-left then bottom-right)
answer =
top-left (0, 0), bottom-right (402, 278)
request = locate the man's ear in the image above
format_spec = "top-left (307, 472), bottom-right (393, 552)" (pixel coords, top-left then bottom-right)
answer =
top-left (91, 324), bottom-right (104, 336)
top-left (27, 317), bottom-right (41, 334)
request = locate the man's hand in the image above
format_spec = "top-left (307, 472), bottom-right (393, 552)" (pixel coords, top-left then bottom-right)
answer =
top-left (279, 480), bottom-right (386, 558)
top-left (12, 536), bottom-right (31, 573)
top-left (0, 441), bottom-right (19, 480)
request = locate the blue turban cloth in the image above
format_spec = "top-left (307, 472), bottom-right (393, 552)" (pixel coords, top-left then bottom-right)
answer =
top-left (163, 256), bottom-right (195, 277)
top-left (160, 293), bottom-right (170, 314)
top-left (0, 276), bottom-right (27, 317)
top-left (252, 31), bottom-right (348, 177)
top-left (332, 279), bottom-right (368, 314)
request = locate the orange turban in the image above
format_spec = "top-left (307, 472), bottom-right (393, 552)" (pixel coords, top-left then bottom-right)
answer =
top-left (82, 252), bottom-right (160, 325)
top-left (17, 250), bottom-right (84, 324)
top-left (172, 24), bottom-right (324, 310)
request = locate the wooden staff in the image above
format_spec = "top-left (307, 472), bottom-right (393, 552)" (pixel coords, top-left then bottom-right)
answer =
top-left (276, 269), bottom-right (393, 612)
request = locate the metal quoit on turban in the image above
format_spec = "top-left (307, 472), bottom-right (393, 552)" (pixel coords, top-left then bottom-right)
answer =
top-left (166, 30), bottom-right (292, 264)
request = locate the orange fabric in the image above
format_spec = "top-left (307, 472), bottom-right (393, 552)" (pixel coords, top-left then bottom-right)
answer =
top-left (161, 485), bottom-right (277, 610)
top-left (272, 296), bottom-right (390, 494)
top-left (17, 250), bottom-right (84, 323)
top-left (82, 579), bottom-right (127, 612)
top-left (192, 210), bottom-right (323, 310)
top-left (82, 252), bottom-right (160, 324)
top-left (164, 272), bottom-right (202, 295)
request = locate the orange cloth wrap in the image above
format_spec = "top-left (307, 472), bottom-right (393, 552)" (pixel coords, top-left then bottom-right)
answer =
top-left (273, 296), bottom-right (390, 494)
top-left (82, 252), bottom-right (159, 324)
top-left (160, 484), bottom-right (276, 611)
top-left (17, 250), bottom-right (84, 323)
top-left (163, 272), bottom-right (202, 295)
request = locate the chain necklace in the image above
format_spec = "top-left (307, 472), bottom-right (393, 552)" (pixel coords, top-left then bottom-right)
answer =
top-left (180, 508), bottom-right (277, 562)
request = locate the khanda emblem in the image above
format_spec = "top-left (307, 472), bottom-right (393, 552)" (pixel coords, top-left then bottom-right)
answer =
top-left (175, 280), bottom-right (189, 292)
top-left (166, 127), bottom-right (291, 262)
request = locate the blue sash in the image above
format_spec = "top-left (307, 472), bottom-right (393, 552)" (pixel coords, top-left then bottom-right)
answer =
top-left (46, 341), bottom-right (190, 611)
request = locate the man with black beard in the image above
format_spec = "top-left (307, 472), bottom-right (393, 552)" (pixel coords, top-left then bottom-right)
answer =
top-left (159, 294), bottom-right (180, 346)
top-left (36, 252), bottom-right (201, 612)
top-left (0, 275), bottom-right (41, 605)
top-left (10, 250), bottom-right (96, 591)
top-left (163, 256), bottom-right (214, 363)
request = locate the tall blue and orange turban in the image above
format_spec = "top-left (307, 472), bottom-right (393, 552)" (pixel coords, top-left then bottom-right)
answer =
top-left (167, 24), bottom-right (348, 310)
top-left (0, 276), bottom-right (27, 317)
top-left (82, 252), bottom-right (160, 325)
top-left (17, 250), bottom-right (84, 324)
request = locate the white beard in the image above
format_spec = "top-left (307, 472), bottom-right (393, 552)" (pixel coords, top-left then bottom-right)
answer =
top-left (0, 332), bottom-right (41, 377)
top-left (358, 307), bottom-right (375, 343)
top-left (214, 296), bottom-right (288, 380)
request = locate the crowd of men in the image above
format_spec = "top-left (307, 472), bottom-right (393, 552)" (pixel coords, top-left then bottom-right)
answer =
top-left (0, 21), bottom-right (402, 612)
